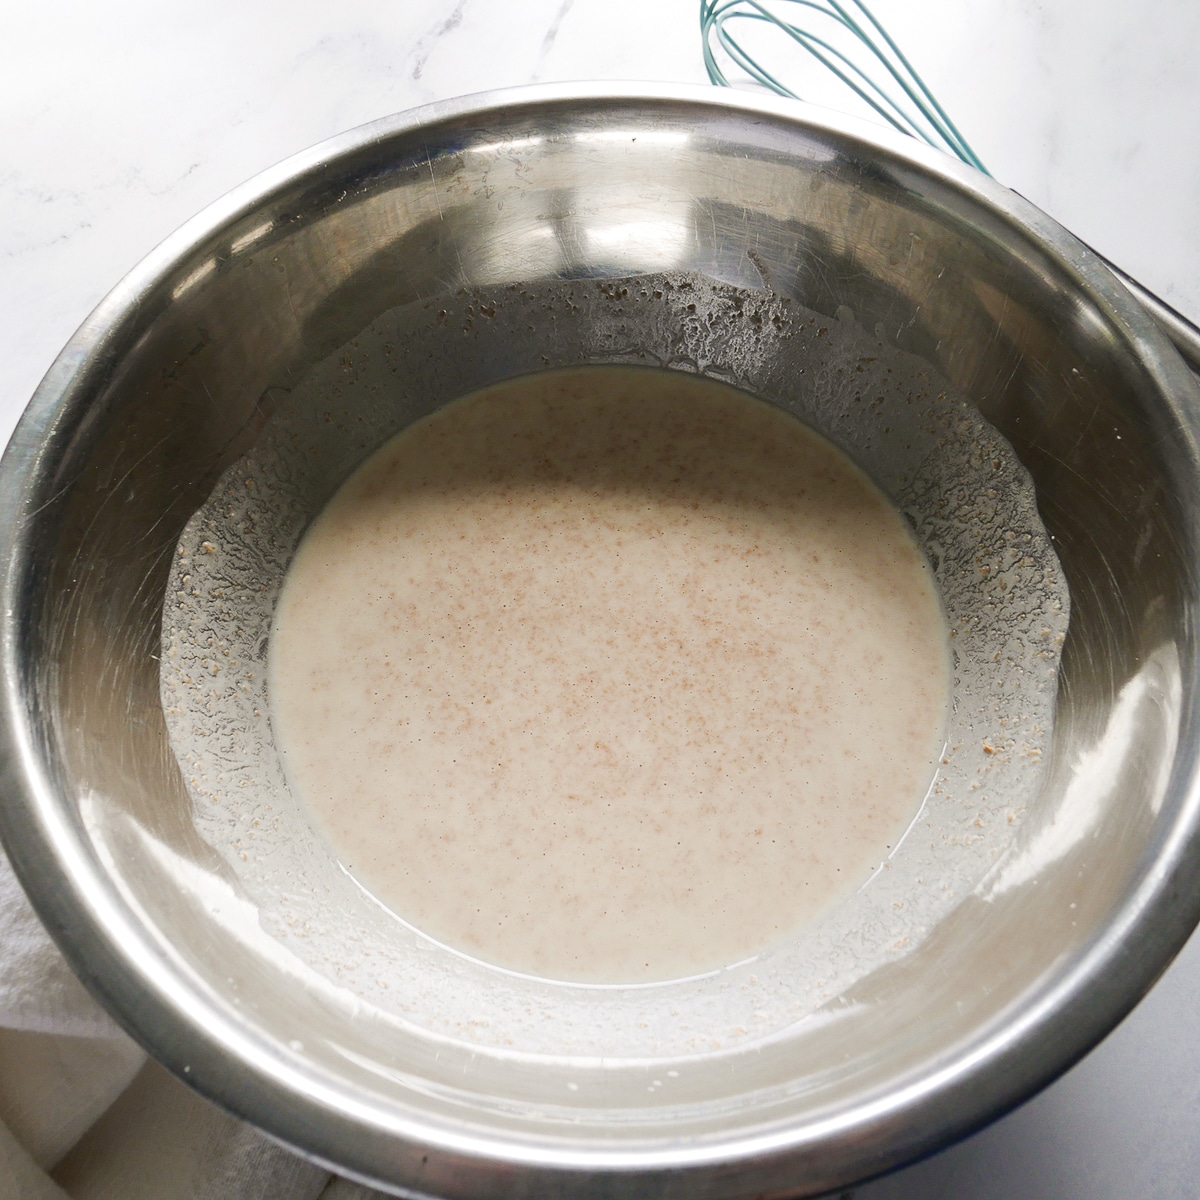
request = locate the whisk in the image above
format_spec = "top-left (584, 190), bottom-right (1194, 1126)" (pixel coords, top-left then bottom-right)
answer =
top-left (700, 0), bottom-right (987, 174)
top-left (698, 0), bottom-right (1200, 374)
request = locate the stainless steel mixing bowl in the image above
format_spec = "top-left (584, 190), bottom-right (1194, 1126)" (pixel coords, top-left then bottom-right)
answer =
top-left (2, 83), bottom-right (1200, 1199)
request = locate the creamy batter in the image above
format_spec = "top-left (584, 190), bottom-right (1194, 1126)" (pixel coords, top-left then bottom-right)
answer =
top-left (269, 366), bottom-right (949, 983)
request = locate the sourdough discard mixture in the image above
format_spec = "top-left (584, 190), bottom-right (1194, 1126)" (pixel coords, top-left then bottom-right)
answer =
top-left (269, 367), bottom-right (949, 982)
top-left (162, 277), bottom-right (1068, 1051)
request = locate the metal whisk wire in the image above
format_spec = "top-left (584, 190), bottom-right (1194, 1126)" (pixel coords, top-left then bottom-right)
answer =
top-left (699, 0), bottom-right (989, 176)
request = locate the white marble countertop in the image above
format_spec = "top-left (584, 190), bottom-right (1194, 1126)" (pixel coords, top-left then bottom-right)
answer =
top-left (3, 1), bottom-right (1199, 1196)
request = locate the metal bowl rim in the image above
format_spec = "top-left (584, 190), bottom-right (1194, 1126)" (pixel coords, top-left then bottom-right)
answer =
top-left (1, 80), bottom-right (1199, 1194)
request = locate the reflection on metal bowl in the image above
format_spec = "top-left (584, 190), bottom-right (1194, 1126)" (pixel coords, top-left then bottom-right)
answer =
top-left (1, 83), bottom-right (1199, 1199)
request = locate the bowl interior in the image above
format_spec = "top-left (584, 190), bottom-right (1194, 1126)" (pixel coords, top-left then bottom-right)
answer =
top-left (5, 89), bottom-right (1200, 1197)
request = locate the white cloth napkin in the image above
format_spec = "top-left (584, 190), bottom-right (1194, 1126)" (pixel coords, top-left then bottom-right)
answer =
top-left (0, 847), bottom-right (387, 1200)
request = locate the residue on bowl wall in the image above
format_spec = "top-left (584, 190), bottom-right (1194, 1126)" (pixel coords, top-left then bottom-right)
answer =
top-left (159, 273), bottom-right (1068, 1060)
